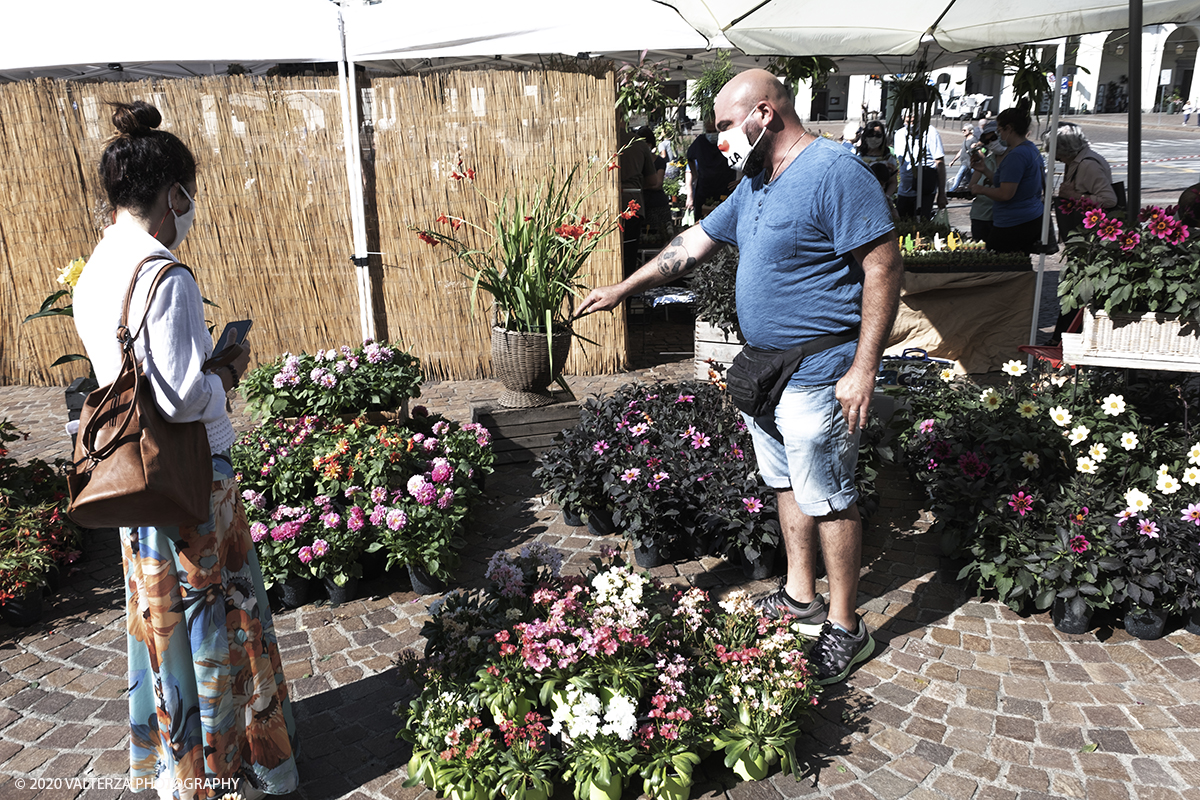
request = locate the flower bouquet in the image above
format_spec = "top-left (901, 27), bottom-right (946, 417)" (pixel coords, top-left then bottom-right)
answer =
top-left (398, 546), bottom-right (820, 800)
top-left (240, 340), bottom-right (422, 422)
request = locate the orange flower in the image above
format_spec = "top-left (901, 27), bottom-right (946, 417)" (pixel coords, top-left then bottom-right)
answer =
top-left (620, 200), bottom-right (641, 220)
top-left (417, 231), bottom-right (439, 246)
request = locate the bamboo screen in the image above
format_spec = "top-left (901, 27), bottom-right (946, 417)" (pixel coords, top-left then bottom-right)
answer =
top-left (368, 69), bottom-right (627, 380)
top-left (0, 75), bottom-right (357, 386)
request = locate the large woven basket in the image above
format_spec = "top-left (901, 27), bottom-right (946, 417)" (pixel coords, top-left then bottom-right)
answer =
top-left (1061, 308), bottom-right (1200, 372)
top-left (491, 326), bottom-right (573, 408)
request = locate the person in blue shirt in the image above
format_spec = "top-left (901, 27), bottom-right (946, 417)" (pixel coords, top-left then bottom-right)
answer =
top-left (575, 69), bottom-right (901, 686)
top-left (970, 103), bottom-right (1046, 253)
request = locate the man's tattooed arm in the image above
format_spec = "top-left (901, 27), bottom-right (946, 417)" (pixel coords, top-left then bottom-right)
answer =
top-left (655, 236), bottom-right (698, 278)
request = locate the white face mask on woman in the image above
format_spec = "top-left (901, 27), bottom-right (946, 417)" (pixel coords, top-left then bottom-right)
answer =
top-left (165, 183), bottom-right (196, 250)
top-left (988, 139), bottom-right (1008, 156)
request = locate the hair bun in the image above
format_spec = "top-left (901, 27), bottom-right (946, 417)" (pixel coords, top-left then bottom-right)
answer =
top-left (110, 101), bottom-right (162, 137)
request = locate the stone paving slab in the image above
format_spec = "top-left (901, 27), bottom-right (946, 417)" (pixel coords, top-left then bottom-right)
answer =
top-left (3, 334), bottom-right (1200, 800)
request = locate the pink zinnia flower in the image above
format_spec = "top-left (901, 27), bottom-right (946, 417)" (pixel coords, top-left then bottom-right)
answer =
top-left (1138, 520), bottom-right (1160, 538)
top-left (1182, 503), bottom-right (1200, 526)
top-left (1008, 491), bottom-right (1034, 516)
top-left (320, 511), bottom-right (341, 529)
top-left (743, 497), bottom-right (763, 513)
top-left (1082, 209), bottom-right (1106, 229)
top-left (347, 506), bottom-right (366, 532)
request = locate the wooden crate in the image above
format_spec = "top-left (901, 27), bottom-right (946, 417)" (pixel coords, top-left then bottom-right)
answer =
top-left (1061, 308), bottom-right (1200, 372)
top-left (471, 394), bottom-right (583, 465)
top-left (694, 319), bottom-right (743, 380)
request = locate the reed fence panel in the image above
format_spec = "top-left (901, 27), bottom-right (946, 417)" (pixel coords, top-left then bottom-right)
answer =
top-left (368, 69), bottom-right (626, 380)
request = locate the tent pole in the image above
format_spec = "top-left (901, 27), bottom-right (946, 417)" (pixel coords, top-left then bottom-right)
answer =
top-left (338, 8), bottom-right (376, 342)
top-left (1128, 0), bottom-right (1143, 220)
top-left (1029, 61), bottom-right (1066, 360)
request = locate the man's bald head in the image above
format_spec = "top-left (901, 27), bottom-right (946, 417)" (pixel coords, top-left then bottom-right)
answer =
top-left (714, 69), bottom-right (796, 128)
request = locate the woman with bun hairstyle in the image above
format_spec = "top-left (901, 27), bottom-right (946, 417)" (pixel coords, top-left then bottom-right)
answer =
top-left (969, 101), bottom-right (1046, 253)
top-left (72, 101), bottom-right (298, 800)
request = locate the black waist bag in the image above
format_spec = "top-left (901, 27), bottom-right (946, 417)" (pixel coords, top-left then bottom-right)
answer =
top-left (725, 330), bottom-right (859, 418)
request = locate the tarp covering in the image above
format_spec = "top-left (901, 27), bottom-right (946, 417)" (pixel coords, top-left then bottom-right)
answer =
top-left (0, 0), bottom-right (343, 76)
top-left (654, 0), bottom-right (1200, 55)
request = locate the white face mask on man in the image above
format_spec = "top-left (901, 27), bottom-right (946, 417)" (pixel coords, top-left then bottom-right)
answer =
top-left (165, 183), bottom-right (196, 250)
top-left (717, 108), bottom-right (766, 173)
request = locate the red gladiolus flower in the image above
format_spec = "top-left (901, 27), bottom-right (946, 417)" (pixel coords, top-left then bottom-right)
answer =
top-left (466, 168), bottom-right (476, 180)
top-left (417, 231), bottom-right (439, 246)
top-left (1082, 209), bottom-right (1105, 229)
top-left (555, 223), bottom-right (586, 240)
top-left (620, 200), bottom-right (641, 220)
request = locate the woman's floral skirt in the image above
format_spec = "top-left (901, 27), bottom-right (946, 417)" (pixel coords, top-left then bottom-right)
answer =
top-left (120, 453), bottom-right (299, 799)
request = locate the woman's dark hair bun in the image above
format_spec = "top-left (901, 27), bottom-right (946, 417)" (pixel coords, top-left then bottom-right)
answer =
top-left (110, 101), bottom-right (162, 137)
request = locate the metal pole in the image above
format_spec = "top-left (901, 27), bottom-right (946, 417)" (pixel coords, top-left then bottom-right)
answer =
top-left (337, 8), bottom-right (376, 342)
top-left (1029, 61), bottom-right (1065, 361)
top-left (1128, 0), bottom-right (1143, 220)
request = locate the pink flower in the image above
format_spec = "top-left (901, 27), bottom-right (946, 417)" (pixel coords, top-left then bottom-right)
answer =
top-left (1116, 509), bottom-right (1135, 525)
top-left (1082, 209), bottom-right (1106, 229)
top-left (621, 468), bottom-right (641, 484)
top-left (743, 497), bottom-right (763, 513)
top-left (430, 458), bottom-right (454, 483)
top-left (437, 489), bottom-right (454, 509)
top-left (298, 546), bottom-right (314, 564)
top-left (370, 486), bottom-right (388, 504)
top-left (320, 511), bottom-right (341, 529)
top-left (347, 506), bottom-right (366, 532)
top-left (653, 471), bottom-right (669, 483)
top-left (417, 483), bottom-right (438, 506)
top-left (593, 440), bottom-right (609, 455)
top-left (691, 432), bottom-right (711, 449)
top-left (919, 419), bottom-right (935, 434)
top-left (1182, 503), bottom-right (1200, 526)
top-left (1118, 230), bottom-right (1141, 251)
top-left (386, 508), bottom-right (407, 531)
top-left (676, 394), bottom-right (695, 403)
top-left (1008, 491), bottom-right (1034, 516)
top-left (1069, 535), bottom-right (1090, 553)
top-left (250, 522), bottom-right (268, 542)
top-left (1138, 520), bottom-right (1160, 538)
top-left (311, 538), bottom-right (329, 557)
top-left (1097, 219), bottom-right (1123, 242)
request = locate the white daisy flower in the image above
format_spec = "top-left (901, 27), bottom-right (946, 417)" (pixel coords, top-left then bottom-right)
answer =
top-left (939, 368), bottom-right (954, 382)
top-left (1021, 451), bottom-right (1040, 470)
top-left (1124, 488), bottom-right (1152, 513)
top-left (1120, 432), bottom-right (1139, 450)
top-left (1183, 466), bottom-right (1200, 486)
top-left (1088, 443), bottom-right (1108, 462)
top-left (1049, 406), bottom-right (1072, 427)
top-left (979, 388), bottom-right (1001, 411)
top-left (1100, 394), bottom-right (1126, 416)
top-left (1051, 375), bottom-right (1069, 387)
top-left (1158, 464), bottom-right (1171, 476)
top-left (1188, 443), bottom-right (1200, 465)
top-left (1017, 400), bottom-right (1037, 419)
top-left (1002, 360), bottom-right (1027, 377)
top-left (1076, 456), bottom-right (1097, 474)
top-left (1157, 473), bottom-right (1180, 494)
top-left (1068, 425), bottom-right (1090, 445)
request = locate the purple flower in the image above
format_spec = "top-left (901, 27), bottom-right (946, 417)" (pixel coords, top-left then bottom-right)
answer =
top-left (364, 342), bottom-right (393, 364)
top-left (1069, 535), bottom-right (1090, 553)
top-left (676, 394), bottom-right (695, 403)
top-left (242, 489), bottom-right (266, 509)
top-left (310, 367), bottom-right (327, 383)
top-left (417, 483), bottom-right (438, 506)
top-left (432, 421), bottom-right (451, 435)
top-left (319, 372), bottom-right (337, 388)
top-left (437, 489), bottom-right (454, 510)
top-left (369, 504), bottom-right (386, 526)
top-left (335, 360), bottom-right (350, 374)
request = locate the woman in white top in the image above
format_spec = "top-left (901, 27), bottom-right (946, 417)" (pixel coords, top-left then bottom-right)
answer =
top-left (73, 101), bottom-right (297, 800)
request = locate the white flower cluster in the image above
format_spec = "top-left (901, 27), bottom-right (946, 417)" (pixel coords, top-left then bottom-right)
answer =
top-left (717, 590), bottom-right (755, 616)
top-left (591, 566), bottom-right (649, 627)
top-left (547, 686), bottom-right (637, 742)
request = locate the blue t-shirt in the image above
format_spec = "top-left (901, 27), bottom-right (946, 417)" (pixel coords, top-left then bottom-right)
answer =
top-left (701, 137), bottom-right (895, 385)
top-left (992, 140), bottom-right (1045, 227)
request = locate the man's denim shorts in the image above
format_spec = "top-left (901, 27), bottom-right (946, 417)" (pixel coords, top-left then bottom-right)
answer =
top-left (742, 384), bottom-right (860, 517)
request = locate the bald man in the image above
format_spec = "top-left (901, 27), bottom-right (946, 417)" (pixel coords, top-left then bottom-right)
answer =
top-left (576, 69), bottom-right (901, 685)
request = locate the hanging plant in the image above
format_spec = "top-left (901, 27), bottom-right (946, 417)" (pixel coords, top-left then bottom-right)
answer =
top-left (690, 51), bottom-right (735, 122)
top-left (614, 50), bottom-right (673, 123)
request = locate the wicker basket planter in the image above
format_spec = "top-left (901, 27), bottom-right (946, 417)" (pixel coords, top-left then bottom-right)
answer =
top-left (1060, 308), bottom-right (1200, 372)
top-left (694, 319), bottom-right (744, 380)
top-left (492, 326), bottom-right (572, 408)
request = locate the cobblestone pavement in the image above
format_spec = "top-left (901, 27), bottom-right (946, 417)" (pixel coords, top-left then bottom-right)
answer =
top-left (3, 323), bottom-right (1200, 800)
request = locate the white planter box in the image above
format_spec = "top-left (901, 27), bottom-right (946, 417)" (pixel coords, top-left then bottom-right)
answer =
top-left (1061, 308), bottom-right (1200, 372)
top-left (694, 319), bottom-right (744, 380)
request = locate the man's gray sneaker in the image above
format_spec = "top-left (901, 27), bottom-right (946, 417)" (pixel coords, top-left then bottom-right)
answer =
top-left (810, 617), bottom-right (876, 686)
top-left (752, 587), bottom-right (827, 636)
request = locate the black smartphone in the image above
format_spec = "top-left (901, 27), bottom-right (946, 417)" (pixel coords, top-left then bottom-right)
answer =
top-left (215, 319), bottom-right (253, 354)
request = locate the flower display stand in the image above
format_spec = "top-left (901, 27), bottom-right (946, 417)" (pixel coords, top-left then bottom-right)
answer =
top-left (694, 319), bottom-right (743, 380)
top-left (471, 394), bottom-right (581, 465)
top-left (1061, 308), bottom-right (1200, 372)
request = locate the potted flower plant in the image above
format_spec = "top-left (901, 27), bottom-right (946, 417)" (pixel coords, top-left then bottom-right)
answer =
top-left (1057, 200), bottom-right (1200, 370)
top-left (240, 340), bottom-right (422, 422)
top-left (412, 158), bottom-right (638, 408)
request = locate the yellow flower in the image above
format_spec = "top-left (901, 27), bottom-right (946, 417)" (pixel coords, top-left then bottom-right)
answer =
top-left (1017, 400), bottom-right (1037, 419)
top-left (979, 388), bottom-right (1001, 411)
top-left (56, 257), bottom-right (86, 288)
